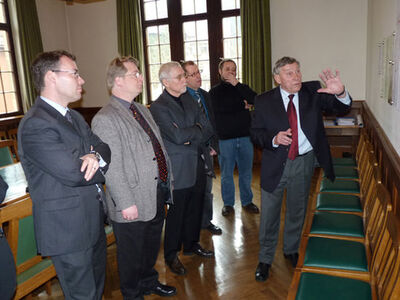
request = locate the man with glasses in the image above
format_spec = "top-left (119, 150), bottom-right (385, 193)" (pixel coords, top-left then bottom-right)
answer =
top-left (92, 57), bottom-right (176, 299)
top-left (181, 60), bottom-right (222, 235)
top-left (18, 50), bottom-right (111, 300)
top-left (150, 62), bottom-right (215, 275)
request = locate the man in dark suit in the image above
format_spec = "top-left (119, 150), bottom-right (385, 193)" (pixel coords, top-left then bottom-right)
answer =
top-left (18, 50), bottom-right (111, 299)
top-left (150, 61), bottom-right (214, 275)
top-left (181, 60), bottom-right (222, 235)
top-left (250, 56), bottom-right (351, 282)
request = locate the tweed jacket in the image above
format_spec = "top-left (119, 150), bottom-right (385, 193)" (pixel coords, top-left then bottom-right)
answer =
top-left (92, 96), bottom-right (173, 223)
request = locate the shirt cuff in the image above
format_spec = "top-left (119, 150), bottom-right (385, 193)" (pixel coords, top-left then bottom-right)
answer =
top-left (335, 90), bottom-right (351, 105)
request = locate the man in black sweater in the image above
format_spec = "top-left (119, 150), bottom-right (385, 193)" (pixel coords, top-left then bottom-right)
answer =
top-left (209, 59), bottom-right (259, 217)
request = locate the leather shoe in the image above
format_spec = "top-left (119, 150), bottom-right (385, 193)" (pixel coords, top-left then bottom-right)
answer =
top-left (222, 205), bottom-right (234, 216)
top-left (242, 202), bottom-right (259, 214)
top-left (255, 262), bottom-right (270, 281)
top-left (205, 223), bottom-right (222, 235)
top-left (143, 282), bottom-right (177, 297)
top-left (284, 252), bottom-right (299, 267)
top-left (165, 256), bottom-right (186, 275)
top-left (183, 244), bottom-right (214, 258)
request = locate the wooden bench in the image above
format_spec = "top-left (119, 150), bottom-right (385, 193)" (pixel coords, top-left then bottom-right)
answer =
top-left (0, 196), bottom-right (56, 299)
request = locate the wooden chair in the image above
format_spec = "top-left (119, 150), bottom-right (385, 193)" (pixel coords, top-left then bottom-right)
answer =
top-left (0, 196), bottom-right (56, 299)
top-left (288, 210), bottom-right (400, 300)
top-left (7, 127), bottom-right (18, 141)
top-left (0, 130), bottom-right (7, 140)
top-left (296, 182), bottom-right (392, 283)
top-left (0, 139), bottom-right (19, 166)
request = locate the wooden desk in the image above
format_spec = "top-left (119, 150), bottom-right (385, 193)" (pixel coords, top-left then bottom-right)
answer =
top-left (0, 162), bottom-right (28, 205)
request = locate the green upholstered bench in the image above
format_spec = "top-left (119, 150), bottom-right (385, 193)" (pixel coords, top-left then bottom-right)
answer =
top-left (303, 237), bottom-right (368, 272)
top-left (294, 272), bottom-right (371, 300)
top-left (319, 179), bottom-right (360, 194)
top-left (324, 165), bottom-right (359, 179)
top-left (316, 193), bottom-right (362, 212)
top-left (310, 211), bottom-right (364, 238)
top-left (332, 157), bottom-right (356, 167)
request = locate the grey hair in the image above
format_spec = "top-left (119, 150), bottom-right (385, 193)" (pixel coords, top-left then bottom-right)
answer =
top-left (159, 61), bottom-right (182, 85)
top-left (273, 56), bottom-right (300, 75)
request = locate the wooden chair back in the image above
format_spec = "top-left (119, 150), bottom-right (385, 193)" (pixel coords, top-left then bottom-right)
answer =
top-left (0, 130), bottom-right (7, 140)
top-left (7, 128), bottom-right (18, 141)
top-left (0, 196), bottom-right (56, 299)
top-left (0, 139), bottom-right (19, 166)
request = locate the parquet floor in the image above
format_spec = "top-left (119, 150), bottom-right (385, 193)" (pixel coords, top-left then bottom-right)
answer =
top-left (33, 164), bottom-right (319, 300)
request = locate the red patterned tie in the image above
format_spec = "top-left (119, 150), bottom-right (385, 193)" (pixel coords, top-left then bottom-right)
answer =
top-left (287, 94), bottom-right (298, 160)
top-left (129, 104), bottom-right (168, 182)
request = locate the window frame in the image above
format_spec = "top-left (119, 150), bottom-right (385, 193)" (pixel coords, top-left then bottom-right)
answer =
top-left (0, 0), bottom-right (22, 117)
top-left (140, 0), bottom-right (240, 102)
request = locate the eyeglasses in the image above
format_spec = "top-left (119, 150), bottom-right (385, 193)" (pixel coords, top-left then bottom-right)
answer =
top-left (170, 73), bottom-right (186, 81)
top-left (185, 70), bottom-right (203, 78)
top-left (52, 69), bottom-right (80, 78)
top-left (124, 72), bottom-right (142, 79)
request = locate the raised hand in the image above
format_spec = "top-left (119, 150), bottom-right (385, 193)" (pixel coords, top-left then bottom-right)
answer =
top-left (317, 69), bottom-right (345, 96)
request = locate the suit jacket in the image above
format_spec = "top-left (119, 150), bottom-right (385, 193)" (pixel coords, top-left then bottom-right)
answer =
top-left (150, 90), bottom-right (214, 190)
top-left (18, 98), bottom-right (111, 256)
top-left (91, 97), bottom-right (173, 223)
top-left (198, 88), bottom-right (219, 153)
top-left (251, 81), bottom-right (351, 193)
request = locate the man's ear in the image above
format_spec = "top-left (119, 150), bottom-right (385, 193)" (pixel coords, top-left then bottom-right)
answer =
top-left (44, 70), bottom-right (56, 87)
top-left (273, 74), bottom-right (281, 85)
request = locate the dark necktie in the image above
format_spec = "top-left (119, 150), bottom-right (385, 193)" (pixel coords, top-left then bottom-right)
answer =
top-left (287, 94), bottom-right (298, 160)
top-left (195, 91), bottom-right (208, 119)
top-left (65, 110), bottom-right (73, 124)
top-left (129, 103), bottom-right (168, 182)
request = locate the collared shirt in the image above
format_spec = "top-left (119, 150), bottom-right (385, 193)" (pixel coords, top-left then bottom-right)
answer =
top-left (273, 87), bottom-right (351, 154)
top-left (40, 96), bottom-right (69, 117)
top-left (40, 96), bottom-right (106, 168)
top-left (187, 87), bottom-right (209, 119)
top-left (112, 94), bottom-right (134, 110)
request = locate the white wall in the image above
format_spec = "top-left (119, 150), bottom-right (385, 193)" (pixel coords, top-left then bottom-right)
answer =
top-left (270, 0), bottom-right (368, 100)
top-left (365, 0), bottom-right (400, 155)
top-left (36, 0), bottom-right (118, 108)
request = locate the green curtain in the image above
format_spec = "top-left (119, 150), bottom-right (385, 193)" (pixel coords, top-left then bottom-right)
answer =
top-left (13, 0), bottom-right (43, 111)
top-left (241, 0), bottom-right (272, 94)
top-left (116, 0), bottom-right (146, 103)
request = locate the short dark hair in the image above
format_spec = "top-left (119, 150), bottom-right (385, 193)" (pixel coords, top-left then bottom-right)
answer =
top-left (31, 50), bottom-right (76, 92)
top-left (181, 60), bottom-right (196, 74)
top-left (218, 58), bottom-right (236, 71)
top-left (273, 56), bottom-right (300, 75)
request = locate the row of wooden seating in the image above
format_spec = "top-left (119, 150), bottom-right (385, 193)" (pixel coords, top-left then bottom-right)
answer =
top-left (288, 131), bottom-right (400, 299)
top-left (0, 128), bottom-right (19, 167)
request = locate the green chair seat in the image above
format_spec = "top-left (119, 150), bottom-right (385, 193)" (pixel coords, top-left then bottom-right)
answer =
top-left (320, 179), bottom-right (360, 194)
top-left (104, 224), bottom-right (113, 235)
top-left (16, 258), bottom-right (53, 284)
top-left (332, 157), bottom-right (356, 167)
top-left (316, 193), bottom-right (362, 212)
top-left (295, 272), bottom-right (371, 300)
top-left (310, 211), bottom-right (364, 237)
top-left (324, 166), bottom-right (359, 179)
top-left (304, 237), bottom-right (368, 272)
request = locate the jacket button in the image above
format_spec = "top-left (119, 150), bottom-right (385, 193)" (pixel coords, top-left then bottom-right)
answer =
top-left (154, 177), bottom-right (158, 180)
top-left (153, 157), bottom-right (156, 161)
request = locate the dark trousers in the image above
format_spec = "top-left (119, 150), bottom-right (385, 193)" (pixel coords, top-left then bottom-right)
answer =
top-left (201, 160), bottom-right (214, 228)
top-left (51, 227), bottom-right (107, 300)
top-left (0, 231), bottom-right (16, 300)
top-left (164, 158), bottom-right (206, 262)
top-left (112, 183), bottom-right (167, 300)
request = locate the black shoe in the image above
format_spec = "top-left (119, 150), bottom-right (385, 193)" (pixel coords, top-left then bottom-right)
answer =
top-left (205, 223), bottom-right (222, 235)
top-left (183, 244), bottom-right (214, 258)
top-left (143, 282), bottom-right (177, 297)
top-left (242, 203), bottom-right (260, 214)
top-left (284, 252), bottom-right (299, 267)
top-left (222, 205), bottom-right (234, 216)
top-left (255, 262), bottom-right (270, 282)
top-left (165, 256), bottom-right (186, 275)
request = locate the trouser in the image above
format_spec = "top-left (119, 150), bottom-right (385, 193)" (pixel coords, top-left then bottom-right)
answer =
top-left (112, 182), bottom-right (167, 300)
top-left (258, 151), bottom-right (315, 264)
top-left (164, 158), bottom-right (206, 261)
top-left (201, 159), bottom-right (214, 228)
top-left (51, 228), bottom-right (107, 300)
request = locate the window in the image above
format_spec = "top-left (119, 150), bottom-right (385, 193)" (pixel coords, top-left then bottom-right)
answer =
top-left (141, 0), bottom-right (241, 101)
top-left (0, 0), bottom-right (21, 116)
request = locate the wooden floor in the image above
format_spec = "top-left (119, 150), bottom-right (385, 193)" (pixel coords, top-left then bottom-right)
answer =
top-left (32, 164), bottom-right (319, 300)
